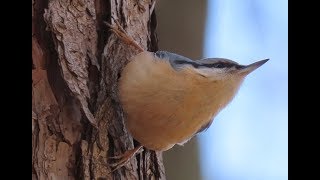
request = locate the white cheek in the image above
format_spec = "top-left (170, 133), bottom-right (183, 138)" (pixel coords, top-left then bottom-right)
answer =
top-left (194, 68), bottom-right (226, 80)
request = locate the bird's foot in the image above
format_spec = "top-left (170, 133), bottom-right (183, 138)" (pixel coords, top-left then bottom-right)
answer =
top-left (105, 17), bottom-right (144, 52)
top-left (108, 145), bottom-right (144, 172)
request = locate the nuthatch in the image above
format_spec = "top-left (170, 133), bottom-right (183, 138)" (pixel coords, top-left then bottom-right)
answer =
top-left (106, 21), bottom-right (268, 170)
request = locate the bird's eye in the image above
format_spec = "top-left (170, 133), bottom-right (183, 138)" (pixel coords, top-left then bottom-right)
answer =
top-left (213, 63), bottom-right (225, 68)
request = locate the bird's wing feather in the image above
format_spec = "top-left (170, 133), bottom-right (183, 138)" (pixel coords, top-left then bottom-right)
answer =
top-left (176, 118), bottom-right (214, 146)
top-left (196, 119), bottom-right (214, 134)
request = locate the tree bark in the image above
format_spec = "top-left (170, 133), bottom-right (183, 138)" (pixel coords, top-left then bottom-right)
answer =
top-left (32, 0), bottom-right (164, 179)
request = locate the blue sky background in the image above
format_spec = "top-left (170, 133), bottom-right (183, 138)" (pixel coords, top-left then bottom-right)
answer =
top-left (198, 0), bottom-right (288, 179)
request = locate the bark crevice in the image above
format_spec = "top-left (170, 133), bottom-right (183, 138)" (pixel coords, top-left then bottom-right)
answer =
top-left (32, 0), bottom-right (165, 179)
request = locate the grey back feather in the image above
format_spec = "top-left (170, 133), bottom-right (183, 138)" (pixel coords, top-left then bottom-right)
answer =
top-left (154, 51), bottom-right (240, 71)
top-left (154, 51), bottom-right (200, 70)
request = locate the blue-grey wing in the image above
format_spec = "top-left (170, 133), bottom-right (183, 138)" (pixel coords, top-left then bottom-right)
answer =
top-left (154, 51), bottom-right (201, 70)
top-left (196, 119), bottom-right (214, 134)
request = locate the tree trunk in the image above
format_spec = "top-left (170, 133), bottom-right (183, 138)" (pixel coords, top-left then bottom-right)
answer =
top-left (32, 0), bottom-right (164, 179)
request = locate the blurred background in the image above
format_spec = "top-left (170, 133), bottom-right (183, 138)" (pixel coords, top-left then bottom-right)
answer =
top-left (155, 0), bottom-right (288, 180)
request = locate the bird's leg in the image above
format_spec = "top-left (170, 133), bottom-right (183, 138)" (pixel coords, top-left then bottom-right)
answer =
top-left (108, 145), bottom-right (144, 172)
top-left (105, 18), bottom-right (144, 53)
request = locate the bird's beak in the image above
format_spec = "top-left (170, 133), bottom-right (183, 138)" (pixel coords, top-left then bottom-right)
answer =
top-left (238, 59), bottom-right (269, 76)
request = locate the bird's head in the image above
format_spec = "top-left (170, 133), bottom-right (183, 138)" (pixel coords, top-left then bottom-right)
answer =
top-left (179, 58), bottom-right (269, 81)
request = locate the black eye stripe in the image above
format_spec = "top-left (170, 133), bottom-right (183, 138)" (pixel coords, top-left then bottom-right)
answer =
top-left (235, 65), bottom-right (245, 69)
top-left (202, 62), bottom-right (234, 68)
top-left (174, 60), bottom-right (201, 68)
top-left (174, 60), bottom-right (238, 69)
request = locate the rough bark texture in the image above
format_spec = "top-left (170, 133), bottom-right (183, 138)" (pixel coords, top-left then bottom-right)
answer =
top-left (32, 0), bottom-right (164, 179)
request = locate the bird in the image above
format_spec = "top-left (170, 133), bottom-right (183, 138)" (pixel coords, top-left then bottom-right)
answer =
top-left (105, 20), bottom-right (268, 171)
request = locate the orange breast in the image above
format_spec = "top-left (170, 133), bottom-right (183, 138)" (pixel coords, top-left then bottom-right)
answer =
top-left (119, 51), bottom-right (239, 151)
